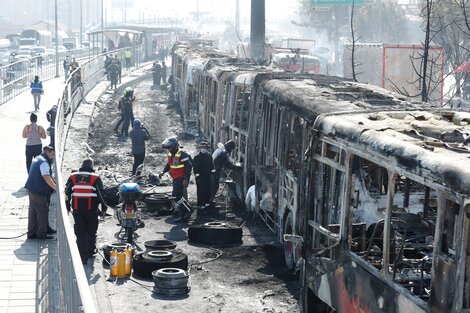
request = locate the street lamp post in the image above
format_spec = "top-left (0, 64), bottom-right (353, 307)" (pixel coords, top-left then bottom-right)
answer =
top-left (80, 0), bottom-right (83, 48)
top-left (55, 0), bottom-right (59, 78)
top-left (101, 0), bottom-right (104, 52)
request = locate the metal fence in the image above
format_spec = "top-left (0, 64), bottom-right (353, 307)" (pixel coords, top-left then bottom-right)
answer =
top-left (0, 47), bottom-right (100, 105)
top-left (52, 44), bottom-right (144, 313)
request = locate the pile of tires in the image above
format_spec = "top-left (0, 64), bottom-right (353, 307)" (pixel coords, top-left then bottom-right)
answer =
top-left (188, 221), bottom-right (242, 245)
top-left (133, 250), bottom-right (188, 279)
top-left (102, 242), bottom-right (129, 264)
top-left (152, 268), bottom-right (190, 296)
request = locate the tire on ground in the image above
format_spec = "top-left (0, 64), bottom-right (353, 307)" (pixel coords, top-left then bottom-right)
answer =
top-left (133, 251), bottom-right (188, 280)
top-left (188, 222), bottom-right (242, 245)
top-left (144, 239), bottom-right (177, 251)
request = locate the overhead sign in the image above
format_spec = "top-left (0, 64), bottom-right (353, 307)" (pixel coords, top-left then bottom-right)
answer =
top-left (311, 0), bottom-right (365, 5)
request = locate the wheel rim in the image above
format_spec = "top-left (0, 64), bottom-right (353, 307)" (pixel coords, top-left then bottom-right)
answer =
top-left (148, 250), bottom-right (172, 259)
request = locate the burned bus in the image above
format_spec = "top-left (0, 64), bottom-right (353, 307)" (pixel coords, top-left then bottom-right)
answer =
top-left (170, 44), bottom-right (231, 132)
top-left (254, 77), bottom-right (470, 312)
top-left (172, 43), bottom-right (470, 312)
top-left (196, 64), bottom-right (281, 201)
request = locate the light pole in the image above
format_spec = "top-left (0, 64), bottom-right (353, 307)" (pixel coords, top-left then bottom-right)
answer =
top-left (101, 0), bottom-right (104, 52)
top-left (80, 0), bottom-right (83, 48)
top-left (55, 0), bottom-right (59, 78)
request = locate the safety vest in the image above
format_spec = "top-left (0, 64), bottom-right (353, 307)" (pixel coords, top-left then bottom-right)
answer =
top-left (124, 50), bottom-right (132, 58)
top-left (168, 150), bottom-right (188, 179)
top-left (70, 172), bottom-right (99, 210)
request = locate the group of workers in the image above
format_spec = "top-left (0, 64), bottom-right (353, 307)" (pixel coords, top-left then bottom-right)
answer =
top-left (159, 137), bottom-right (237, 223)
top-left (24, 66), bottom-right (239, 267)
top-left (152, 61), bottom-right (167, 86)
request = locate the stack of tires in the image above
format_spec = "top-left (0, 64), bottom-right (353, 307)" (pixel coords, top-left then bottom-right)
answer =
top-left (132, 240), bottom-right (188, 279)
top-left (152, 268), bottom-right (190, 296)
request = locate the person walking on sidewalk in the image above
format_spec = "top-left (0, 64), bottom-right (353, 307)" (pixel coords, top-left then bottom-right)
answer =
top-left (30, 76), bottom-right (44, 111)
top-left (65, 158), bottom-right (107, 264)
top-left (63, 56), bottom-right (71, 82)
top-left (22, 113), bottom-right (47, 173)
top-left (129, 119), bottom-right (150, 175)
top-left (124, 48), bottom-right (132, 70)
top-left (192, 141), bottom-right (215, 207)
top-left (25, 146), bottom-right (56, 240)
top-left (46, 102), bottom-right (58, 147)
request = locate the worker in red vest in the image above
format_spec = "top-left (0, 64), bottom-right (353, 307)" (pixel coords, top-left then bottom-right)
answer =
top-left (159, 137), bottom-right (193, 222)
top-left (65, 159), bottom-right (107, 264)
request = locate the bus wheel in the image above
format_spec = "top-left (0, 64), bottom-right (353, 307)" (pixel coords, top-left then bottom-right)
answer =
top-left (283, 211), bottom-right (294, 270)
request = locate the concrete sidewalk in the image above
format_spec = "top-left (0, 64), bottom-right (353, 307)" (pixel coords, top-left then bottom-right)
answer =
top-left (0, 76), bottom-right (65, 313)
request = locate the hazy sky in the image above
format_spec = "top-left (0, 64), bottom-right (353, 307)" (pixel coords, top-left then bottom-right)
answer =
top-left (124, 0), bottom-right (298, 21)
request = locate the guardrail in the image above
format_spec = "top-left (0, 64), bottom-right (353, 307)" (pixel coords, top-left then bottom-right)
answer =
top-left (52, 44), bottom-right (144, 313)
top-left (0, 47), bottom-right (100, 106)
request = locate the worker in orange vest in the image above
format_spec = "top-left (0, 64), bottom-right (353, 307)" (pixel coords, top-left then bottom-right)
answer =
top-left (159, 137), bottom-right (192, 222)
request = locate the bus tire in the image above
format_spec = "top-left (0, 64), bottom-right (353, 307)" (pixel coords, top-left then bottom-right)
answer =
top-left (283, 211), bottom-right (295, 270)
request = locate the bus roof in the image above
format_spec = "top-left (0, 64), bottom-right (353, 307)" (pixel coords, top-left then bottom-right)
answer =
top-left (258, 76), bottom-right (416, 122)
top-left (318, 110), bottom-right (470, 194)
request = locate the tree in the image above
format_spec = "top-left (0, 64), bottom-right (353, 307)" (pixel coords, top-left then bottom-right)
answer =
top-left (297, 0), bottom-right (410, 44)
top-left (431, 1), bottom-right (470, 98)
top-left (355, 2), bottom-right (409, 43)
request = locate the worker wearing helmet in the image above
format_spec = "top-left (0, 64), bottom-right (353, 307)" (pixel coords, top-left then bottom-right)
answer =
top-left (159, 137), bottom-right (193, 222)
top-left (117, 87), bottom-right (135, 137)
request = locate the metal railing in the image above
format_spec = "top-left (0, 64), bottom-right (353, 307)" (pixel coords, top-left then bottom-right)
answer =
top-left (52, 44), bottom-right (144, 313)
top-left (0, 47), bottom-right (99, 105)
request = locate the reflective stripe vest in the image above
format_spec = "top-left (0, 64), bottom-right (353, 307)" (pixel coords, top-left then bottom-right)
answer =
top-left (167, 149), bottom-right (188, 179)
top-left (30, 81), bottom-right (43, 94)
top-left (124, 50), bottom-right (132, 58)
top-left (70, 172), bottom-right (99, 210)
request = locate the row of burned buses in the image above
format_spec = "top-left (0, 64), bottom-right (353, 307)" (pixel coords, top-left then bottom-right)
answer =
top-left (171, 43), bottom-right (470, 313)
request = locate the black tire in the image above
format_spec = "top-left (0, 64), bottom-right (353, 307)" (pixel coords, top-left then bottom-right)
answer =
top-left (132, 251), bottom-right (188, 280)
top-left (188, 223), bottom-right (242, 245)
top-left (283, 211), bottom-right (295, 270)
top-left (126, 227), bottom-right (134, 244)
top-left (144, 240), bottom-right (177, 251)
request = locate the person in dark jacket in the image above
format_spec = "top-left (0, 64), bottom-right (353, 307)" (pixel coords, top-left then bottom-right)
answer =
top-left (159, 137), bottom-right (193, 222)
top-left (192, 141), bottom-right (215, 207)
top-left (25, 146), bottom-right (56, 240)
top-left (161, 61), bottom-right (167, 84)
top-left (46, 103), bottom-right (58, 147)
top-left (129, 119), bottom-right (150, 175)
top-left (212, 140), bottom-right (236, 198)
top-left (65, 159), bottom-right (107, 264)
top-left (152, 62), bottom-right (162, 86)
top-left (119, 88), bottom-right (135, 137)
top-left (30, 76), bottom-right (44, 111)
top-left (108, 60), bottom-right (119, 90)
